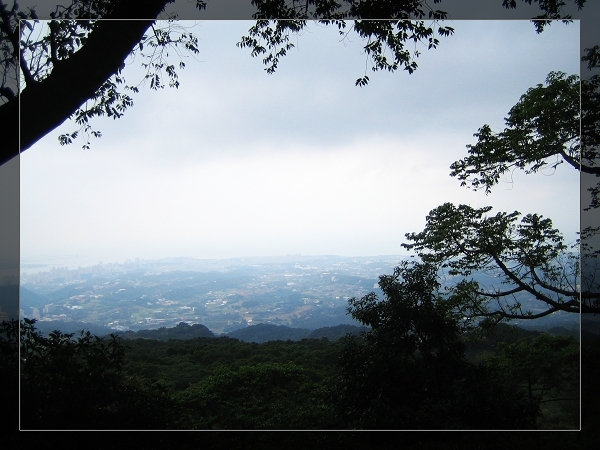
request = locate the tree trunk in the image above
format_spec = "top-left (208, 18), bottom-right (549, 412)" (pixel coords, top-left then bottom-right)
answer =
top-left (0, 0), bottom-right (172, 165)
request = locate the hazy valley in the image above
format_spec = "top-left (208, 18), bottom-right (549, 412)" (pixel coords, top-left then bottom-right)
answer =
top-left (20, 254), bottom-right (579, 337)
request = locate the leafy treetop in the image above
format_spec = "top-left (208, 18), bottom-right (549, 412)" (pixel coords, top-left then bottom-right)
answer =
top-left (402, 202), bottom-right (591, 324)
top-left (449, 72), bottom-right (581, 194)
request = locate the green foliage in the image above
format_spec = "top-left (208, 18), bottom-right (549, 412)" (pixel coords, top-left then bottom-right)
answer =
top-left (481, 333), bottom-right (579, 429)
top-left (0, 318), bottom-right (18, 369)
top-left (308, 323), bottom-right (371, 340)
top-left (450, 72), bottom-right (580, 194)
top-left (2, 0), bottom-right (589, 162)
top-left (462, 322), bottom-right (546, 361)
top-left (18, 318), bottom-right (180, 429)
top-left (7, 1), bottom-right (200, 150)
top-left (118, 321), bottom-right (215, 340)
top-left (226, 323), bottom-right (312, 342)
top-left (403, 202), bottom-right (580, 321)
top-left (447, 65), bottom-right (598, 234)
top-left (238, 1), bottom-right (584, 88)
top-left (502, 0), bottom-right (586, 33)
top-left (122, 335), bottom-right (341, 392)
top-left (217, 323), bottom-right (369, 343)
top-left (498, 334), bottom-right (578, 396)
top-left (174, 361), bottom-right (337, 429)
top-left (238, 1), bottom-right (454, 85)
top-left (401, 54), bottom-right (600, 320)
top-left (19, 318), bottom-right (116, 428)
top-left (581, 50), bottom-right (600, 216)
top-left (448, 360), bottom-right (540, 429)
top-left (330, 261), bottom-right (538, 429)
top-left (347, 261), bottom-right (466, 355)
top-left (10, 315), bottom-right (579, 431)
top-left (56, 18), bottom-right (199, 149)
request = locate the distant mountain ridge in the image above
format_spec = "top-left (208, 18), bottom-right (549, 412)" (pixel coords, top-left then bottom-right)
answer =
top-left (25, 319), bottom-right (585, 343)
top-left (224, 323), bottom-right (371, 343)
top-left (116, 322), bottom-right (215, 340)
top-left (29, 320), bottom-right (372, 343)
top-left (114, 322), bottom-right (370, 343)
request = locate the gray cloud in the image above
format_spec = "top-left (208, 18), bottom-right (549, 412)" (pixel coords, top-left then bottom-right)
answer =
top-left (20, 21), bottom-right (580, 265)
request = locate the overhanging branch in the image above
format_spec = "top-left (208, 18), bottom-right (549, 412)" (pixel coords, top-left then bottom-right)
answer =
top-left (0, 0), bottom-right (173, 165)
top-left (475, 286), bottom-right (524, 298)
top-left (529, 265), bottom-right (578, 298)
top-left (491, 253), bottom-right (560, 309)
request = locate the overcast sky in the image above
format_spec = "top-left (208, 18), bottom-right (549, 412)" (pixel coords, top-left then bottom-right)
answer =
top-left (20, 20), bottom-right (580, 269)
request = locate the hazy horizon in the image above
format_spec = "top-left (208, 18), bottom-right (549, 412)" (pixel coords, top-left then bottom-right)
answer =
top-left (20, 252), bottom-right (414, 274)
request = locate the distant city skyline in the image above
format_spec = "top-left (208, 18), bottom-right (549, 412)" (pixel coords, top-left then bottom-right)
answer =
top-left (20, 21), bottom-right (580, 266)
top-left (19, 252), bottom-right (410, 275)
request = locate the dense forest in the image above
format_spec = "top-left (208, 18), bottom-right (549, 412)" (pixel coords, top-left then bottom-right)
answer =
top-left (1, 302), bottom-right (585, 435)
top-left (2, 320), bottom-right (599, 448)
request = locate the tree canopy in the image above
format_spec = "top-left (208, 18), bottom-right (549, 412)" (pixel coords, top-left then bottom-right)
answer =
top-left (15, 318), bottom-right (181, 429)
top-left (403, 203), bottom-right (583, 323)
top-left (1, 310), bottom-right (581, 431)
top-left (449, 71), bottom-right (598, 210)
top-left (330, 261), bottom-right (541, 429)
top-left (447, 66), bottom-right (599, 247)
top-left (0, 0), bottom-right (205, 164)
top-left (402, 66), bottom-right (600, 322)
top-left (449, 72), bottom-right (581, 193)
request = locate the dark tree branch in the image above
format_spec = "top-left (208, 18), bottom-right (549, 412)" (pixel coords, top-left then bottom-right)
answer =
top-left (49, 20), bottom-right (59, 66)
top-left (19, 49), bottom-right (36, 86)
top-left (475, 286), bottom-right (525, 298)
top-left (580, 161), bottom-right (600, 175)
top-left (478, 307), bottom-right (559, 321)
top-left (528, 265), bottom-right (578, 297)
top-left (0, 0), bottom-right (173, 166)
top-left (491, 253), bottom-right (560, 309)
top-left (556, 146), bottom-right (585, 171)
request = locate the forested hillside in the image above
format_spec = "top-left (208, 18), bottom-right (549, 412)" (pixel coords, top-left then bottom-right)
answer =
top-left (223, 323), bottom-right (370, 343)
top-left (3, 315), bottom-right (582, 434)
